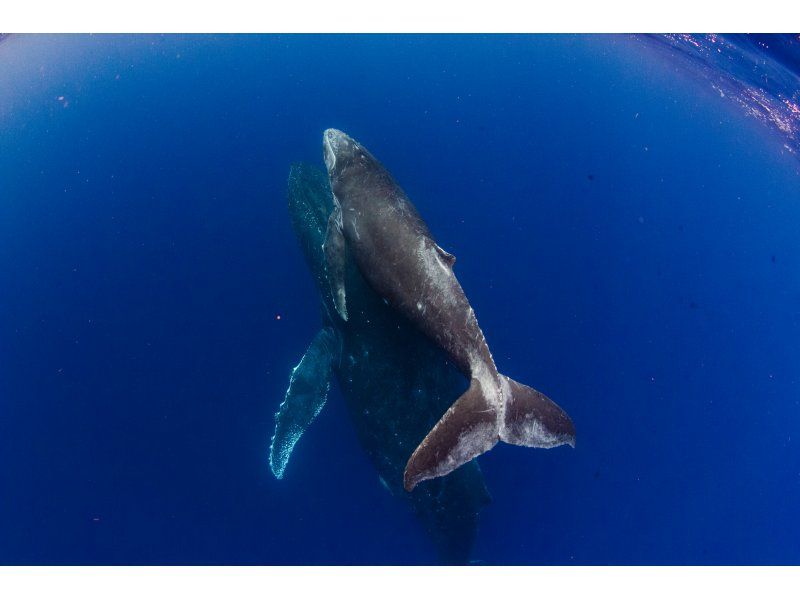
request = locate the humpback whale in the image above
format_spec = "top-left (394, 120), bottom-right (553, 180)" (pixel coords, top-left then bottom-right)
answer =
top-left (321, 129), bottom-right (575, 492)
top-left (270, 163), bottom-right (490, 564)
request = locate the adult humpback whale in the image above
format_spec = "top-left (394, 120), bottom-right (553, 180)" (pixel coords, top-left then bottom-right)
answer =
top-left (270, 163), bottom-right (490, 564)
top-left (322, 129), bottom-right (576, 492)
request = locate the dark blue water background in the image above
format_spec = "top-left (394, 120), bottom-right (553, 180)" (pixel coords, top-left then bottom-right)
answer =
top-left (1, 34), bottom-right (799, 564)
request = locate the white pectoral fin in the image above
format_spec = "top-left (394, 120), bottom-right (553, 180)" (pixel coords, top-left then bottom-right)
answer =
top-left (434, 243), bottom-right (456, 267)
top-left (269, 327), bottom-right (340, 479)
top-left (323, 205), bottom-right (348, 321)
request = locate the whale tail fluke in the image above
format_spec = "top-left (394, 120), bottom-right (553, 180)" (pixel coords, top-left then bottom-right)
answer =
top-left (498, 375), bottom-right (576, 450)
top-left (404, 377), bottom-right (499, 492)
top-left (403, 375), bottom-right (574, 492)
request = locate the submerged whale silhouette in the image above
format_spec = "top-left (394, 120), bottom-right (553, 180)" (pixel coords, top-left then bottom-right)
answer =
top-left (270, 163), bottom-right (490, 564)
top-left (321, 129), bottom-right (575, 491)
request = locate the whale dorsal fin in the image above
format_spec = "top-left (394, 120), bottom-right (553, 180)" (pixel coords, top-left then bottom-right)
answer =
top-left (269, 326), bottom-right (340, 479)
top-left (434, 243), bottom-right (456, 267)
top-left (323, 204), bottom-right (348, 321)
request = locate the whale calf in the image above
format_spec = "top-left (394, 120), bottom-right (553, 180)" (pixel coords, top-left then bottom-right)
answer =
top-left (270, 163), bottom-right (490, 563)
top-left (322, 128), bottom-right (576, 491)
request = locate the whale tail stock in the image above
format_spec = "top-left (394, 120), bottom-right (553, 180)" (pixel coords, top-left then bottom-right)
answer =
top-left (403, 375), bottom-right (575, 492)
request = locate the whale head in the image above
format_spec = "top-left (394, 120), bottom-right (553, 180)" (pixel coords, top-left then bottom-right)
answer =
top-left (322, 128), bottom-right (389, 194)
top-left (322, 128), bottom-right (357, 177)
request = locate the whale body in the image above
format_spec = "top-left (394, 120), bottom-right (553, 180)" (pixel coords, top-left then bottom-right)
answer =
top-left (321, 129), bottom-right (576, 491)
top-left (269, 163), bottom-right (490, 564)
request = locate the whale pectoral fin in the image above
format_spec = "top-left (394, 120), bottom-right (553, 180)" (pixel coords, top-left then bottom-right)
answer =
top-left (434, 243), bottom-right (456, 267)
top-left (404, 378), bottom-right (499, 492)
top-left (323, 206), bottom-right (348, 321)
top-left (269, 327), bottom-right (340, 479)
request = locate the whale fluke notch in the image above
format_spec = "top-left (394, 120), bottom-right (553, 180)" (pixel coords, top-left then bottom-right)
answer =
top-left (404, 375), bottom-right (575, 492)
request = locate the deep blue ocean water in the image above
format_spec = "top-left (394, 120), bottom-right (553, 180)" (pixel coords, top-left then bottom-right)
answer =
top-left (1, 34), bottom-right (799, 565)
